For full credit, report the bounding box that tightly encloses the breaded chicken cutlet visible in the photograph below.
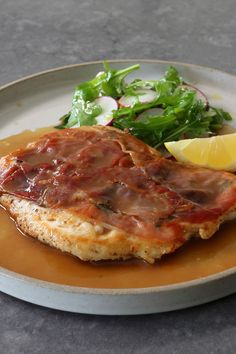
[1,126,236,263]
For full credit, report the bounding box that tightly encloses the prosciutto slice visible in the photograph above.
[1,126,236,245]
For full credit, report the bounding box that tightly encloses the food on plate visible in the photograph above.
[165,132,236,171]
[86,96,117,126]
[57,62,232,148]
[1,126,236,263]
[178,84,209,109]
[118,89,158,107]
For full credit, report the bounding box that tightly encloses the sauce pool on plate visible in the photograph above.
[0,127,236,289]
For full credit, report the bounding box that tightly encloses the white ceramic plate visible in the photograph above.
[1,60,236,315]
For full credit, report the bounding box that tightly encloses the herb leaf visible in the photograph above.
[56,63,232,148]
[59,63,139,128]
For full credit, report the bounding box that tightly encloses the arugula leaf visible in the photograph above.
[67,98,102,128]
[124,66,182,91]
[164,66,182,84]
[113,85,232,148]
[56,63,232,148]
[59,63,140,128]
[56,112,71,129]
[102,62,140,97]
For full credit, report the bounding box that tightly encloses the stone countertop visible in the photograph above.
[0,0,236,353]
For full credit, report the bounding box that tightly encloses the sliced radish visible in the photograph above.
[136,107,164,121]
[94,96,118,126]
[119,89,158,108]
[180,84,209,109]
[96,71,104,78]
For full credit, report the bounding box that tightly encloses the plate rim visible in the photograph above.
[1,59,236,92]
[1,262,236,295]
[1,58,236,296]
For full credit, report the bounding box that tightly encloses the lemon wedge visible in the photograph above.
[164,133,236,171]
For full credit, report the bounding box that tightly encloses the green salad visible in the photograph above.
[57,62,232,148]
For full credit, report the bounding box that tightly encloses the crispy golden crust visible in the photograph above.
[1,194,236,263]
[0,194,177,263]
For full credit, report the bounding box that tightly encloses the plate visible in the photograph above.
[0,60,236,315]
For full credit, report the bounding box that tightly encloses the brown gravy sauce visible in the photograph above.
[1,127,236,289]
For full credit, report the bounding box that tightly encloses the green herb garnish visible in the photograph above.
[56,63,232,148]
[57,62,139,128]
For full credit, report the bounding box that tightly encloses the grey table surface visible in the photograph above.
[1,0,236,353]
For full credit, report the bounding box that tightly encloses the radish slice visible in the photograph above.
[136,107,164,121]
[180,84,209,109]
[94,96,118,126]
[119,89,158,107]
[96,71,104,78]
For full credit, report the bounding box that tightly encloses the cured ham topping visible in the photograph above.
[1,127,236,243]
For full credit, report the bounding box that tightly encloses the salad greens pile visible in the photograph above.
[57,62,232,148]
